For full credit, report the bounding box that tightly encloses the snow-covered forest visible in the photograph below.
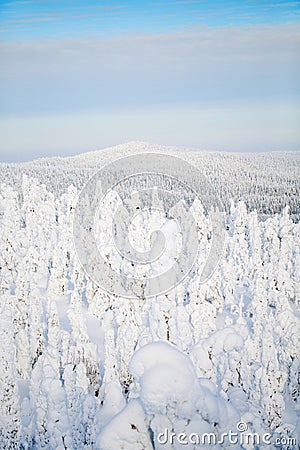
[0,142,299,449]
[0,142,299,221]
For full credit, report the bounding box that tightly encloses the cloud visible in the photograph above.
[6,10,124,25]
[2,1,33,6]
[0,24,299,116]
[151,1,201,4]
[0,3,126,36]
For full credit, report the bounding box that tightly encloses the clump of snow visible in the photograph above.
[97,400,152,450]
[127,342,243,449]
[130,342,200,418]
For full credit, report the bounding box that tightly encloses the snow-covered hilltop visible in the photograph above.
[0,143,299,449]
[1,141,300,221]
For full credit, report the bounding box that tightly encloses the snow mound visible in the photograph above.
[130,342,199,417]
[127,342,242,448]
[98,400,152,450]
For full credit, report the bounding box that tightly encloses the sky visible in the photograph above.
[0,1,300,162]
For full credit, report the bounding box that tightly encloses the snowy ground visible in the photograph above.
[0,143,299,449]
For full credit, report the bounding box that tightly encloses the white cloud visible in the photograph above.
[0,23,299,157]
[1,23,299,74]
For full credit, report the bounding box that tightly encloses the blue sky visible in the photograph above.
[0,0,300,161]
[1,0,300,39]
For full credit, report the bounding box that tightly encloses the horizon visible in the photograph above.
[0,0,300,162]
[1,140,300,165]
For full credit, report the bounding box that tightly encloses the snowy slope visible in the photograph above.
[0,143,299,449]
[0,141,299,220]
